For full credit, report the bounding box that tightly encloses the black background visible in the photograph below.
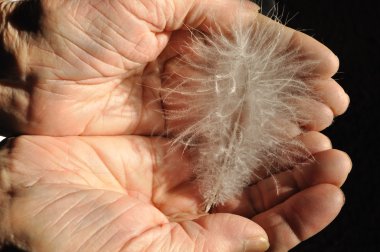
[2,0,380,251]
[282,0,380,251]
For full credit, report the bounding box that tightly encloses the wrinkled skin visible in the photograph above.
[0,0,351,251]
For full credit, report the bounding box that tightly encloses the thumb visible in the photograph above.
[193,214,269,251]
[124,213,269,252]
[192,213,269,252]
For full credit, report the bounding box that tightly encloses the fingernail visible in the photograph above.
[243,236,270,252]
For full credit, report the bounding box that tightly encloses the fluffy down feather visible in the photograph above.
[161,13,319,211]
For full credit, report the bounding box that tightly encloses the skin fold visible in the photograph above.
[0,0,351,251]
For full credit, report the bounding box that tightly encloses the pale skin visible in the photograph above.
[0,0,351,251]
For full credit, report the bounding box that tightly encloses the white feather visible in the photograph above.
[161,12,318,211]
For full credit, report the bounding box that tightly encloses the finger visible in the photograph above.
[300,99,334,131]
[298,131,332,154]
[214,131,333,215]
[252,184,345,252]
[287,30,340,79]
[238,131,333,183]
[293,149,352,189]
[314,78,350,116]
[278,98,334,132]
[252,14,339,79]
[128,213,269,252]
[192,214,269,252]
[247,149,350,213]
[215,148,351,217]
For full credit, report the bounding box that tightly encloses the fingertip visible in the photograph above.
[308,149,352,187]
[313,46,339,78]
[316,149,352,173]
[299,131,332,154]
[333,149,353,177]
[336,91,350,116]
[289,31,339,78]
[334,186,346,209]
[306,184,346,216]
[314,79,350,116]
[303,102,334,131]
[325,52,340,78]
[311,184,345,218]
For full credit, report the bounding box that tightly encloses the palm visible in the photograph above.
[3,0,173,135]
[5,136,263,251]
[6,137,165,251]
[0,0,351,251]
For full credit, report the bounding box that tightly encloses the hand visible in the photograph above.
[0,0,351,251]
[0,133,351,252]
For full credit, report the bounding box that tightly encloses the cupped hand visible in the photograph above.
[0,132,350,251]
[0,0,351,251]
[0,0,348,136]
